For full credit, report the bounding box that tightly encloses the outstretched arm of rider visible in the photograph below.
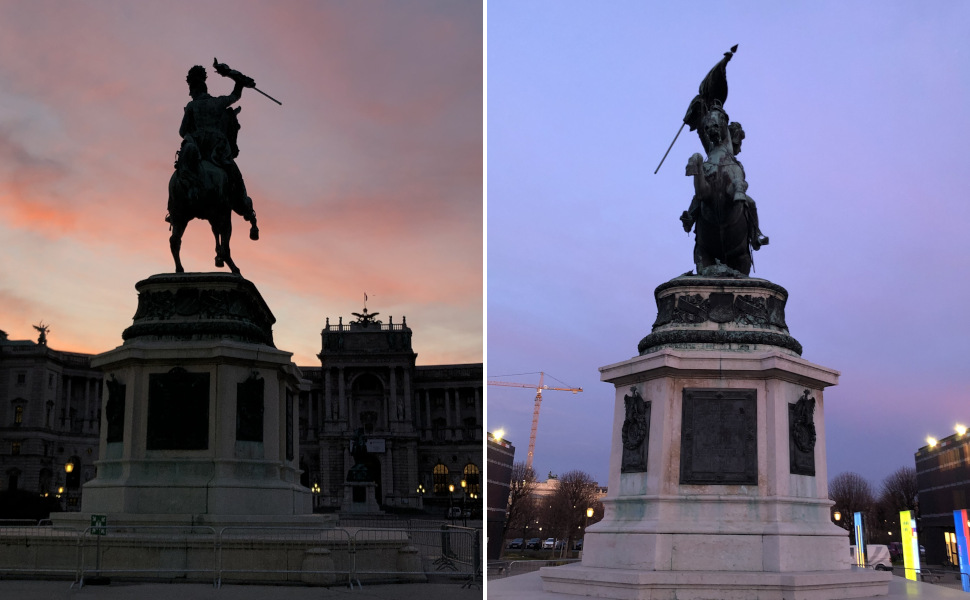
[213,59,255,105]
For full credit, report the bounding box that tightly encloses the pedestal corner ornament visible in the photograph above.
[620,386,650,473]
[789,389,817,476]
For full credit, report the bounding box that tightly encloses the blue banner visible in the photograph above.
[853,512,865,567]
[954,509,970,592]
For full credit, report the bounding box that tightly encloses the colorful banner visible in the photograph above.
[954,509,970,592]
[853,512,866,567]
[900,510,920,581]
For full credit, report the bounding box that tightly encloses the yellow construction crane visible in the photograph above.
[488,372,583,470]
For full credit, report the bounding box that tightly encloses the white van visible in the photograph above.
[850,545,893,571]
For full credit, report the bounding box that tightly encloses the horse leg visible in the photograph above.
[211,224,224,268]
[212,219,240,275]
[170,219,187,273]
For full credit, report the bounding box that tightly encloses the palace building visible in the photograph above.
[0,312,483,518]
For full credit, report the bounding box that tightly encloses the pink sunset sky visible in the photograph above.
[0,1,482,367]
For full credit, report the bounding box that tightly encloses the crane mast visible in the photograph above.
[487,371,583,470]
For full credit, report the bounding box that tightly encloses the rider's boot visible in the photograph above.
[246,201,259,240]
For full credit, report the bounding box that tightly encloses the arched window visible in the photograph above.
[463,463,481,496]
[433,463,449,494]
[14,406,23,425]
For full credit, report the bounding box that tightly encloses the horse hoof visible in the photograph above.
[250,226,259,241]
[176,266,184,274]
[215,257,224,267]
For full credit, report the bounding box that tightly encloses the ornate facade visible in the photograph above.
[0,331,101,511]
[298,312,483,515]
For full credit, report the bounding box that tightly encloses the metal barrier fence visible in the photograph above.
[488,558,582,580]
[216,526,353,588]
[0,522,483,589]
[76,525,218,588]
[0,525,82,579]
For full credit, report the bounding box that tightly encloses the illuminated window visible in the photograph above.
[946,531,958,567]
[11,442,21,456]
[433,463,449,493]
[14,406,23,425]
[463,463,481,495]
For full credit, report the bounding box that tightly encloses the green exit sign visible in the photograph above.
[90,514,107,536]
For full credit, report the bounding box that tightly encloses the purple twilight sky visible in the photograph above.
[486,2,970,492]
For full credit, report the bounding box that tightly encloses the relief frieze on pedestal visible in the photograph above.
[680,388,757,485]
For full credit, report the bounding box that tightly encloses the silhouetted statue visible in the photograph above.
[167,59,261,275]
[33,322,49,346]
[348,428,373,482]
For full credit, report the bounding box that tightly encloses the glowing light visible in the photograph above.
[494,429,505,441]
[957,425,967,436]
[64,462,74,473]
[927,437,938,447]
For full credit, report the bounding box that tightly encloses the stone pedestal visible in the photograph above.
[541,275,889,599]
[55,273,320,528]
[342,482,382,514]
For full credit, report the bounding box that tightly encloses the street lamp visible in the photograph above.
[460,479,468,525]
[448,483,455,520]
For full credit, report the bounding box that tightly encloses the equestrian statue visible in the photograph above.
[166,58,280,275]
[656,45,768,277]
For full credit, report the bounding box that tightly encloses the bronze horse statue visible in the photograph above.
[166,137,242,275]
[681,106,765,276]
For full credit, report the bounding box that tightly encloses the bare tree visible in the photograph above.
[502,462,538,540]
[869,466,918,545]
[544,470,601,553]
[880,467,918,513]
[829,471,875,544]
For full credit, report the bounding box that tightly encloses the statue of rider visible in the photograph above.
[680,115,768,250]
[176,62,259,240]
[675,46,768,254]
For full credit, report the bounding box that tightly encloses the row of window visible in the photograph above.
[431,463,481,495]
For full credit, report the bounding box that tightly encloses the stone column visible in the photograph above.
[474,387,481,440]
[384,440,393,503]
[403,370,412,424]
[305,390,313,440]
[65,377,72,430]
[324,369,333,423]
[389,368,398,422]
[338,367,348,426]
[424,390,431,429]
[320,443,330,496]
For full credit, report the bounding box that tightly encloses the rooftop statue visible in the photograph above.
[33,321,49,346]
[166,58,279,275]
[657,46,768,277]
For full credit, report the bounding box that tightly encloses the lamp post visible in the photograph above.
[448,483,455,521]
[460,479,468,526]
[416,483,426,511]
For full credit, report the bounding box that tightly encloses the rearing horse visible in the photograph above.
[685,107,757,276]
[166,138,241,275]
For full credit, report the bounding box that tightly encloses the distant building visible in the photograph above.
[914,431,970,566]
[487,431,514,559]
[298,312,483,515]
[0,330,102,512]
[1,311,483,519]
[532,477,608,500]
